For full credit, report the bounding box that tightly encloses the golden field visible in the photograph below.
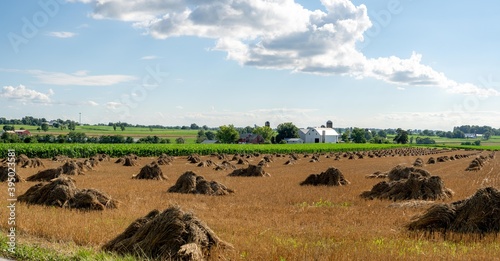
[2,148,500,260]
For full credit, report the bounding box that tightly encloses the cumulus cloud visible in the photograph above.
[82,0,498,96]
[0,85,53,103]
[47,31,77,38]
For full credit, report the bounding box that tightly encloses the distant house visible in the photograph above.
[298,120,340,143]
[465,133,483,139]
[238,133,264,144]
[1,130,31,137]
[285,138,304,144]
[201,139,218,144]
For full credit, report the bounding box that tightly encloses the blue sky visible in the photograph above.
[1,0,499,130]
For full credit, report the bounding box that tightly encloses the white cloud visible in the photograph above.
[106,101,123,109]
[24,69,136,86]
[83,0,498,97]
[47,31,78,38]
[86,100,99,106]
[0,85,53,103]
[140,55,159,60]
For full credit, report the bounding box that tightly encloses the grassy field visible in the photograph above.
[12,124,200,143]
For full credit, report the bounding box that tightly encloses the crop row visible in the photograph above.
[0,143,413,158]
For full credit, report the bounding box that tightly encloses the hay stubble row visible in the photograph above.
[2,149,500,260]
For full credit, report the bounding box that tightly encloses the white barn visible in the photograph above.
[299,121,340,143]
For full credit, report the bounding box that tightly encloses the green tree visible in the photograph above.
[252,126,276,143]
[3,125,14,131]
[190,123,199,130]
[175,137,185,144]
[196,129,207,143]
[41,123,49,132]
[120,124,125,131]
[351,128,366,143]
[483,131,493,140]
[377,130,387,138]
[1,132,21,143]
[275,122,299,143]
[364,130,373,141]
[393,128,409,144]
[205,131,216,140]
[341,130,350,142]
[68,122,76,131]
[113,124,117,131]
[216,125,239,144]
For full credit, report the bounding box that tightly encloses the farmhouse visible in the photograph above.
[1,129,31,137]
[299,120,340,143]
[238,133,264,144]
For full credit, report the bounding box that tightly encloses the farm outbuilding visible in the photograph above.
[299,121,340,143]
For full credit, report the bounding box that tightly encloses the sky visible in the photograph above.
[1,0,499,131]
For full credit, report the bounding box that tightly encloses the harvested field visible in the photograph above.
[0,165,24,182]
[407,187,500,234]
[300,167,349,186]
[168,171,234,196]
[115,154,139,166]
[18,177,118,210]
[132,163,167,180]
[102,206,228,260]
[360,166,453,201]
[3,148,500,260]
[26,168,62,181]
[228,164,270,177]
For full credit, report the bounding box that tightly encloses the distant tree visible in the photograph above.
[351,128,366,143]
[474,140,481,146]
[410,136,414,144]
[202,125,209,130]
[377,130,387,138]
[1,132,21,143]
[205,131,216,141]
[175,137,185,144]
[113,124,117,131]
[120,124,125,131]
[483,131,493,140]
[393,128,409,144]
[67,132,87,143]
[68,122,76,131]
[149,126,153,132]
[3,125,14,131]
[190,123,199,130]
[216,125,239,144]
[416,137,436,144]
[252,126,276,143]
[240,126,254,134]
[196,129,207,143]
[452,130,465,139]
[275,122,299,143]
[422,129,434,136]
[41,123,49,132]
[364,130,372,141]
[341,130,350,142]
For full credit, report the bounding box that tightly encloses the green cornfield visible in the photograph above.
[0,143,412,158]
